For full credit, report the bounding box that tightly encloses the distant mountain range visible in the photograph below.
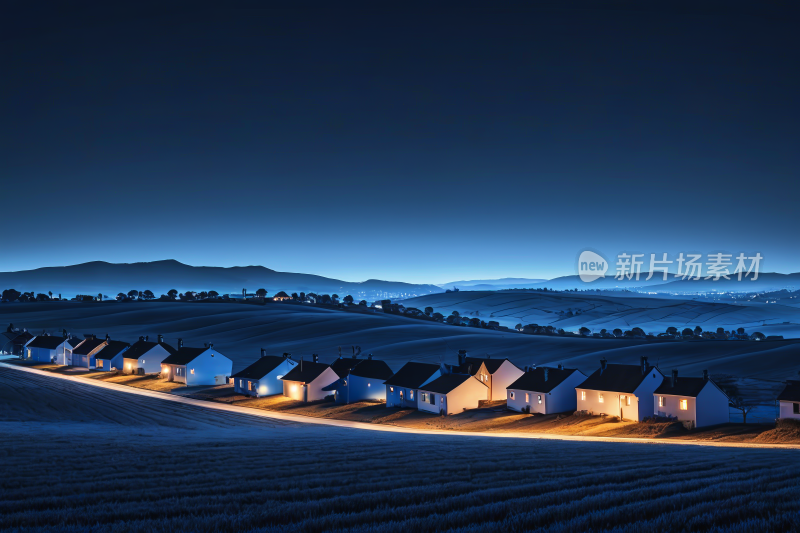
[0,260,444,299]
[521,272,800,293]
[440,278,548,291]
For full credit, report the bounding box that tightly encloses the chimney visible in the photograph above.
[139,336,144,342]
[208,343,213,349]
[558,363,563,370]
[105,334,110,342]
[368,354,373,360]
[544,368,549,381]
[703,369,708,382]
[523,365,528,372]
[600,358,607,373]
[283,352,291,359]
[641,356,648,375]
[145,335,149,342]
[178,338,183,349]
[158,334,163,343]
[312,354,319,363]
[261,348,267,358]
[671,369,678,388]
[204,342,208,348]
[91,333,96,340]
[457,349,467,366]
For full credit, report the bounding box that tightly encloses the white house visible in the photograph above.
[576,357,664,421]
[72,335,109,369]
[384,361,443,409]
[456,351,524,401]
[777,380,800,420]
[232,350,297,397]
[324,356,394,404]
[122,335,176,375]
[93,341,130,372]
[653,369,729,428]
[160,340,232,386]
[507,365,587,414]
[24,335,73,364]
[417,372,489,416]
[280,356,340,402]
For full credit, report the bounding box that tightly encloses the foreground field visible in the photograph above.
[1,366,800,532]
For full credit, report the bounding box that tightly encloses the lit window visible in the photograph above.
[367,383,371,387]
[190,368,195,375]
[248,381,252,391]
[626,396,631,406]
[599,393,604,403]
[98,360,103,369]
[142,360,145,364]
[390,386,394,393]
[537,395,542,404]
[421,392,427,402]
[525,393,529,402]
[510,391,515,400]
[581,391,586,401]
[680,399,688,410]
[659,396,665,407]
[409,390,414,400]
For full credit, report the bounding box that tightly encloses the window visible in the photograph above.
[680,399,688,410]
[599,393,604,403]
[794,403,799,414]
[421,392,427,402]
[525,393,529,402]
[367,383,371,387]
[97,360,104,369]
[659,396,665,407]
[429,393,436,405]
[142,359,145,364]
[409,390,414,400]
[537,395,542,404]
[510,391,515,400]
[390,386,394,393]
[626,396,631,406]
[581,391,586,401]
[248,381,252,391]
[190,368,195,375]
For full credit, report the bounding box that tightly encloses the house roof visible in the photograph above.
[778,380,800,402]
[349,359,394,380]
[330,357,363,378]
[72,338,107,355]
[67,337,84,348]
[95,341,130,360]
[280,360,331,383]
[161,347,207,366]
[508,367,580,393]
[26,335,69,350]
[123,339,177,360]
[384,362,441,388]
[464,357,508,374]
[2,330,31,344]
[419,373,486,395]
[231,356,292,379]
[578,364,660,394]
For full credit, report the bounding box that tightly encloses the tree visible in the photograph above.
[579,327,591,336]
[737,327,746,335]
[256,288,268,298]
[515,323,523,332]
[613,328,623,338]
[291,292,299,300]
[36,293,50,301]
[2,289,21,302]
[716,327,727,339]
[358,300,367,306]
[198,291,208,300]
[424,307,433,317]
[331,294,339,303]
[299,292,306,301]
[208,290,219,299]
[666,326,678,335]
[343,295,354,305]
[167,289,178,300]
[142,290,155,300]
[451,310,460,318]
[116,293,126,301]
[128,290,139,300]
[631,327,646,337]
[468,317,481,328]
[694,326,703,336]
[682,328,694,337]
[432,312,444,322]
[750,332,766,341]
[48,291,53,299]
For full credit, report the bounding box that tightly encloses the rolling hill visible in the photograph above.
[0,260,443,299]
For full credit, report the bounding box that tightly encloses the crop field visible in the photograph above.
[2,366,800,532]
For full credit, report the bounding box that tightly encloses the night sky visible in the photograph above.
[3,4,799,283]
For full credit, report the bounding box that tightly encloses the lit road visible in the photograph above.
[2,360,797,450]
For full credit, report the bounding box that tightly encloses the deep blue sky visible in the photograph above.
[3,3,798,283]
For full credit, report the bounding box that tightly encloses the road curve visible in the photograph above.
[2,360,797,450]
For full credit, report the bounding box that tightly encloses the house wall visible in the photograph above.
[184,350,233,386]
[507,389,547,413]
[127,345,172,375]
[27,346,57,364]
[633,371,663,421]
[779,401,800,420]
[386,386,421,408]
[419,377,488,416]
[576,389,641,420]
[695,384,730,427]
[417,390,440,415]
[508,373,586,414]
[334,374,386,404]
[490,361,525,401]
[282,367,339,402]
[248,360,297,397]
[654,393,697,425]
[96,352,126,372]
[163,364,187,383]
[282,379,305,401]
[123,358,140,374]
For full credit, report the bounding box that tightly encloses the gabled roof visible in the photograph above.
[384,362,441,388]
[123,339,177,360]
[232,356,292,379]
[654,377,717,398]
[73,338,107,355]
[508,367,580,394]
[464,357,509,374]
[578,364,660,394]
[161,347,207,366]
[280,361,331,383]
[95,341,130,360]
[350,359,394,380]
[26,335,70,350]
[2,330,31,344]
[67,337,84,348]
[330,357,362,378]
[778,380,800,402]
[419,373,486,395]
